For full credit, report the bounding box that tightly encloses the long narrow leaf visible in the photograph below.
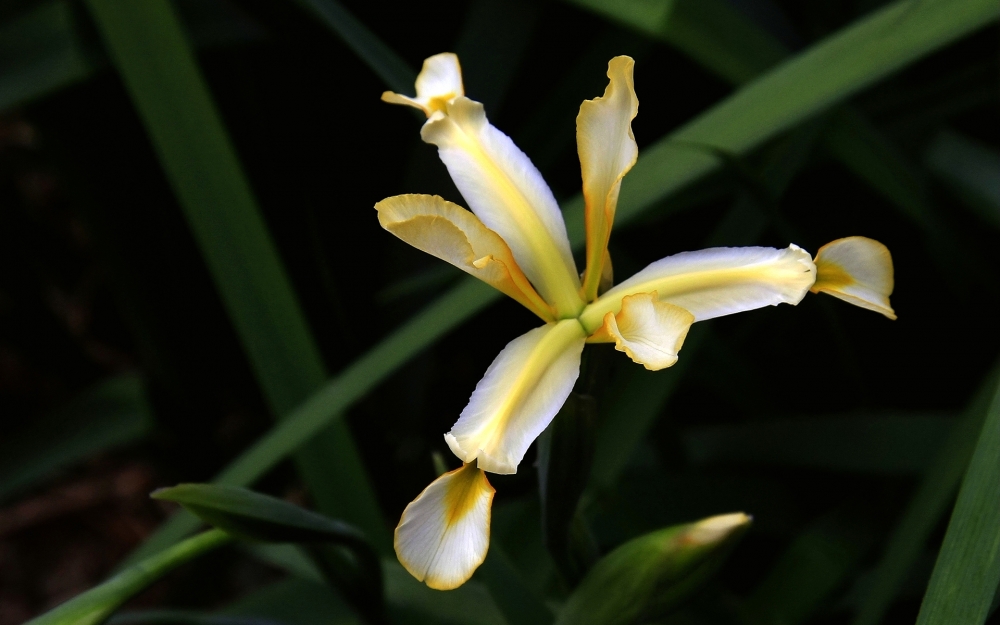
[26,530,231,625]
[915,370,1000,624]
[853,368,999,625]
[83,0,388,551]
[133,0,999,560]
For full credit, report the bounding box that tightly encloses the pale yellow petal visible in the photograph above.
[376,194,553,321]
[579,245,817,332]
[381,53,464,117]
[395,463,493,590]
[578,56,638,302]
[588,292,694,371]
[421,97,584,317]
[811,236,896,320]
[445,319,586,474]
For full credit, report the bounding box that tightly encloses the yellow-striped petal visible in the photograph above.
[445,319,586,474]
[811,236,896,320]
[588,292,694,371]
[395,463,494,590]
[578,56,638,302]
[376,194,554,321]
[381,53,463,118]
[421,97,584,318]
[579,245,816,332]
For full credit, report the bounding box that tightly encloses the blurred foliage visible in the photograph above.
[1,0,998,624]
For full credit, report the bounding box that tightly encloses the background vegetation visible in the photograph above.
[0,0,998,624]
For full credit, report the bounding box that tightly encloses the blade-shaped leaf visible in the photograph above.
[82,0,388,551]
[26,530,231,625]
[853,367,999,625]
[925,130,1000,228]
[0,374,154,502]
[683,413,956,475]
[915,369,1000,624]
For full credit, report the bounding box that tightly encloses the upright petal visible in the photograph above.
[395,463,494,590]
[445,319,586,474]
[382,53,464,117]
[422,97,584,317]
[811,236,896,319]
[376,194,554,321]
[579,245,817,332]
[588,292,694,371]
[578,56,638,302]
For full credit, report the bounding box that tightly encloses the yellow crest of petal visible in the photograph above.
[394,463,494,590]
[381,53,464,117]
[588,291,694,371]
[376,194,554,321]
[811,236,896,320]
[578,55,638,302]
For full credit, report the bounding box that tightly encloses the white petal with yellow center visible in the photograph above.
[578,56,638,302]
[445,319,586,474]
[381,53,463,117]
[579,245,817,332]
[588,292,694,371]
[811,236,896,320]
[395,463,494,590]
[421,97,584,317]
[376,194,553,321]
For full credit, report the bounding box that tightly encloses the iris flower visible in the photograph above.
[377,53,895,590]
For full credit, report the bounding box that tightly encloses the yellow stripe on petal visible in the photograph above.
[588,292,694,371]
[445,319,586,474]
[421,97,584,318]
[395,463,494,590]
[578,56,638,303]
[811,236,896,320]
[580,245,817,332]
[376,194,554,321]
[381,53,464,118]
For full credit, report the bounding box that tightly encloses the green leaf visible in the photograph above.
[0,1,95,113]
[744,509,877,625]
[82,0,388,551]
[476,544,554,625]
[133,0,998,561]
[153,484,384,624]
[555,514,752,625]
[291,0,414,94]
[151,484,369,546]
[110,610,289,625]
[26,530,231,625]
[853,368,1000,625]
[0,374,154,502]
[683,413,956,475]
[915,369,1000,624]
[925,130,1000,228]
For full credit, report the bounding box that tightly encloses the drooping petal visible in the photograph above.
[811,236,896,319]
[578,56,638,302]
[579,245,817,332]
[588,292,694,371]
[376,194,553,321]
[381,53,464,117]
[395,463,494,590]
[445,319,586,474]
[421,97,584,317]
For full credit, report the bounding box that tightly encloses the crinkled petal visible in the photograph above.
[445,319,586,474]
[376,194,553,321]
[382,53,463,117]
[395,463,494,590]
[578,56,638,302]
[421,97,583,317]
[580,245,817,332]
[811,236,896,319]
[588,292,694,370]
